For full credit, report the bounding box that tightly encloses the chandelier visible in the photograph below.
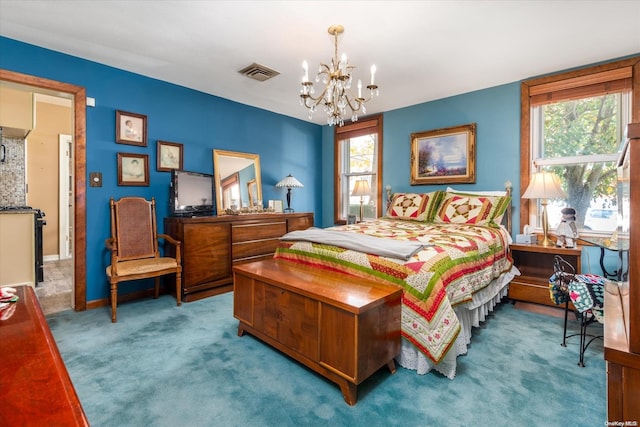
[300,25,379,127]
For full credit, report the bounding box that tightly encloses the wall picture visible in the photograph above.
[157,140,183,172]
[116,110,147,146]
[117,152,149,186]
[410,123,476,185]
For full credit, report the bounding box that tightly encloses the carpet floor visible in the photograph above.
[47,292,606,427]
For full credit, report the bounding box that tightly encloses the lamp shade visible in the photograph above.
[275,174,304,189]
[522,171,567,200]
[351,180,371,197]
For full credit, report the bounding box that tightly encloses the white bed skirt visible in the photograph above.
[395,265,520,379]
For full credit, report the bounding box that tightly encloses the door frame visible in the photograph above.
[1,69,87,311]
[59,134,72,260]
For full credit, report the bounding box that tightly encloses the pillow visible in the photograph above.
[446,186,507,197]
[434,192,510,226]
[445,187,511,225]
[386,191,444,222]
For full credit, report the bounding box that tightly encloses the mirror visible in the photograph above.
[213,149,262,214]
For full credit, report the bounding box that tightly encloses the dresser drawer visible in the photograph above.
[231,221,287,243]
[232,238,281,260]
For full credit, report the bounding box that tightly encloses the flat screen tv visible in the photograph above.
[170,170,215,216]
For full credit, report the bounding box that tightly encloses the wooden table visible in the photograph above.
[0,285,89,426]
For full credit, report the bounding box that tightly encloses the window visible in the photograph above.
[334,115,383,224]
[521,57,640,236]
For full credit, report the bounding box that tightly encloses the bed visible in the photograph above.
[274,187,519,379]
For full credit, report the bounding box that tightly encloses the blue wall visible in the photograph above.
[0,36,322,302]
[1,36,620,304]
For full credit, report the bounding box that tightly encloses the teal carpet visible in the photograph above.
[47,293,606,427]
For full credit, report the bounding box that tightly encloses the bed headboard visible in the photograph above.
[502,181,513,235]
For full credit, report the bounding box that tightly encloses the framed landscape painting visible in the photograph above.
[410,123,476,185]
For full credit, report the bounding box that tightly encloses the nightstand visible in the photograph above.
[509,243,582,307]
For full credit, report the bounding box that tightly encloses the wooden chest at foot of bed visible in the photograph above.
[232,259,402,405]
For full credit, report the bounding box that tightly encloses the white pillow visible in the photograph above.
[446,186,507,196]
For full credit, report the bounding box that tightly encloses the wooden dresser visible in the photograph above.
[233,259,402,405]
[605,122,640,422]
[0,285,89,426]
[164,212,313,301]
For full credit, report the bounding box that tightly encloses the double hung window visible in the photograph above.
[521,59,639,236]
[334,115,383,224]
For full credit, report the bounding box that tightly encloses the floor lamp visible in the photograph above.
[522,171,567,246]
[351,179,371,222]
[275,174,304,213]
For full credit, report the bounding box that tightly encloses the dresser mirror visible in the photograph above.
[212,149,262,213]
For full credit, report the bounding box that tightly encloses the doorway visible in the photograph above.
[0,69,87,311]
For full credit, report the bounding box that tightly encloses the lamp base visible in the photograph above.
[283,208,294,214]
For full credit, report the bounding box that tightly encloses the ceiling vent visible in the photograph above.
[238,63,280,82]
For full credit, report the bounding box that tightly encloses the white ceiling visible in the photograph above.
[1,1,639,126]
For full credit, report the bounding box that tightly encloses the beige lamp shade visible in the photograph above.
[351,179,371,197]
[522,171,566,200]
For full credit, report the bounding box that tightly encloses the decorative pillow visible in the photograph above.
[386,191,444,222]
[434,192,510,226]
[444,187,511,226]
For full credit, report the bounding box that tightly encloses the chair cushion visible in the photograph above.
[106,257,178,277]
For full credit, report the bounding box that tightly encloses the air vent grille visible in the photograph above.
[238,63,280,82]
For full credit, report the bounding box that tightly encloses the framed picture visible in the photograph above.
[116,110,147,146]
[269,200,283,213]
[410,123,476,185]
[117,152,149,186]
[157,140,183,172]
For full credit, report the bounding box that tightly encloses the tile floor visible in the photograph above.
[35,259,73,315]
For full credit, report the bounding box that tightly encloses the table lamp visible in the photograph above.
[275,174,304,213]
[522,171,567,246]
[351,179,371,222]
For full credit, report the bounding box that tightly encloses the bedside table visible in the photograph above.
[509,243,582,307]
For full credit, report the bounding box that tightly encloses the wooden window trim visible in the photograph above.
[519,56,640,233]
[334,114,383,224]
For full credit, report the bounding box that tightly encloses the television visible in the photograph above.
[169,170,215,216]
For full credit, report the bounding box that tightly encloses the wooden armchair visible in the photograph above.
[105,197,182,322]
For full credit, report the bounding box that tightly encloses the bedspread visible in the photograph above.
[274,218,513,364]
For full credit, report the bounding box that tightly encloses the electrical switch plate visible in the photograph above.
[90,172,102,187]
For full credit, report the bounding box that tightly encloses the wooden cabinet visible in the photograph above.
[605,122,640,421]
[0,212,35,287]
[233,259,402,405]
[164,212,313,301]
[0,85,34,137]
[508,243,581,307]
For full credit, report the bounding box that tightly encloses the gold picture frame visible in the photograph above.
[410,123,476,185]
[157,140,183,172]
[117,152,149,186]
[116,110,147,146]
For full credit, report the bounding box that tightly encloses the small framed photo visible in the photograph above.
[116,110,147,146]
[269,200,283,213]
[117,152,149,186]
[410,123,476,185]
[157,140,183,172]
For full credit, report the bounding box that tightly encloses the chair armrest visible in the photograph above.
[105,237,115,251]
[157,233,181,247]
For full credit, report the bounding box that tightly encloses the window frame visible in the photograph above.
[334,114,383,224]
[519,57,640,235]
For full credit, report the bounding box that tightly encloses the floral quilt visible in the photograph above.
[274,218,513,364]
